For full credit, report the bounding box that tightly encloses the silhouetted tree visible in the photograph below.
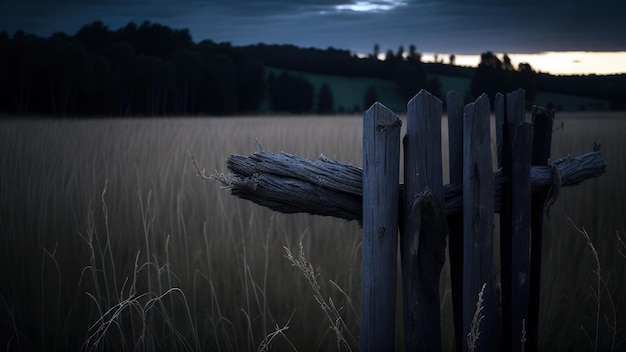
[449,54,456,66]
[79,52,113,114]
[236,60,265,113]
[470,51,507,100]
[384,49,396,63]
[373,43,380,59]
[517,62,537,102]
[205,54,239,114]
[428,77,443,100]
[363,85,378,110]
[6,31,42,114]
[119,21,193,58]
[408,44,419,61]
[172,49,204,114]
[317,83,334,114]
[75,21,114,54]
[394,61,427,101]
[503,53,514,71]
[267,71,314,113]
[518,62,532,72]
[135,55,174,115]
[397,45,405,60]
[220,43,265,113]
[43,33,88,116]
[0,32,11,113]
[107,41,137,116]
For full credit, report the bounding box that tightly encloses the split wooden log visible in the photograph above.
[208,149,606,223]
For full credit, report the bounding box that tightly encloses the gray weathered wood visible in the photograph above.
[462,94,498,351]
[498,90,516,349]
[528,106,555,352]
[225,150,363,221]
[499,89,531,350]
[446,90,465,352]
[361,102,401,351]
[217,150,605,223]
[401,90,446,351]
[495,93,505,168]
[228,150,363,196]
[203,90,610,352]
[201,89,610,352]
[509,122,533,351]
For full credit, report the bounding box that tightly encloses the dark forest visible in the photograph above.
[1,20,625,116]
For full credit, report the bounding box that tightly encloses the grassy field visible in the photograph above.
[264,67,612,113]
[0,112,624,351]
[265,67,407,113]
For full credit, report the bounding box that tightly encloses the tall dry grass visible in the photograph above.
[0,112,624,351]
[536,112,626,351]
[0,116,363,351]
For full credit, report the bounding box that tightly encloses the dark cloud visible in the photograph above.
[0,0,624,54]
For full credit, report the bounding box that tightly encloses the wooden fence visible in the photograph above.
[209,89,606,351]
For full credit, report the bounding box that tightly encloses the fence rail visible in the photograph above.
[207,89,606,351]
[219,149,604,223]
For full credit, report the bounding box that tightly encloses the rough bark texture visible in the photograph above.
[210,149,606,224]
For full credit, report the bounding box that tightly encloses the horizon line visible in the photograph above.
[357,51,626,76]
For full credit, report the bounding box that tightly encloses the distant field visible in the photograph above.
[430,73,472,97]
[534,92,611,111]
[0,113,624,351]
[266,67,407,112]
[266,68,612,113]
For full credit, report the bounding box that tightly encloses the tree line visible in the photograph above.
[248,42,436,105]
[0,21,265,116]
[1,21,624,116]
[0,24,434,116]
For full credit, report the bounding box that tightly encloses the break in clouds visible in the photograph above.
[1,0,625,54]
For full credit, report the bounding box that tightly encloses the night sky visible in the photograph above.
[1,0,625,55]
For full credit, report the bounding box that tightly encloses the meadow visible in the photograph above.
[264,67,613,113]
[0,112,624,351]
[265,67,407,112]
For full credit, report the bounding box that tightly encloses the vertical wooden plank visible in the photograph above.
[494,93,505,168]
[494,92,506,345]
[462,94,498,351]
[362,102,401,351]
[528,106,555,352]
[401,89,446,351]
[446,90,465,352]
[500,89,533,350]
[498,91,512,349]
[499,90,518,348]
[509,122,533,351]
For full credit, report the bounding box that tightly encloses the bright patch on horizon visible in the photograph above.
[420,51,626,75]
[335,0,406,12]
[507,51,626,75]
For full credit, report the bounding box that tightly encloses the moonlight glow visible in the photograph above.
[335,0,406,12]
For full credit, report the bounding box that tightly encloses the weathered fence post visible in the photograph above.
[495,93,505,167]
[446,90,465,351]
[528,106,555,351]
[361,102,401,351]
[462,94,498,351]
[500,89,534,350]
[211,88,606,352]
[401,90,446,351]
